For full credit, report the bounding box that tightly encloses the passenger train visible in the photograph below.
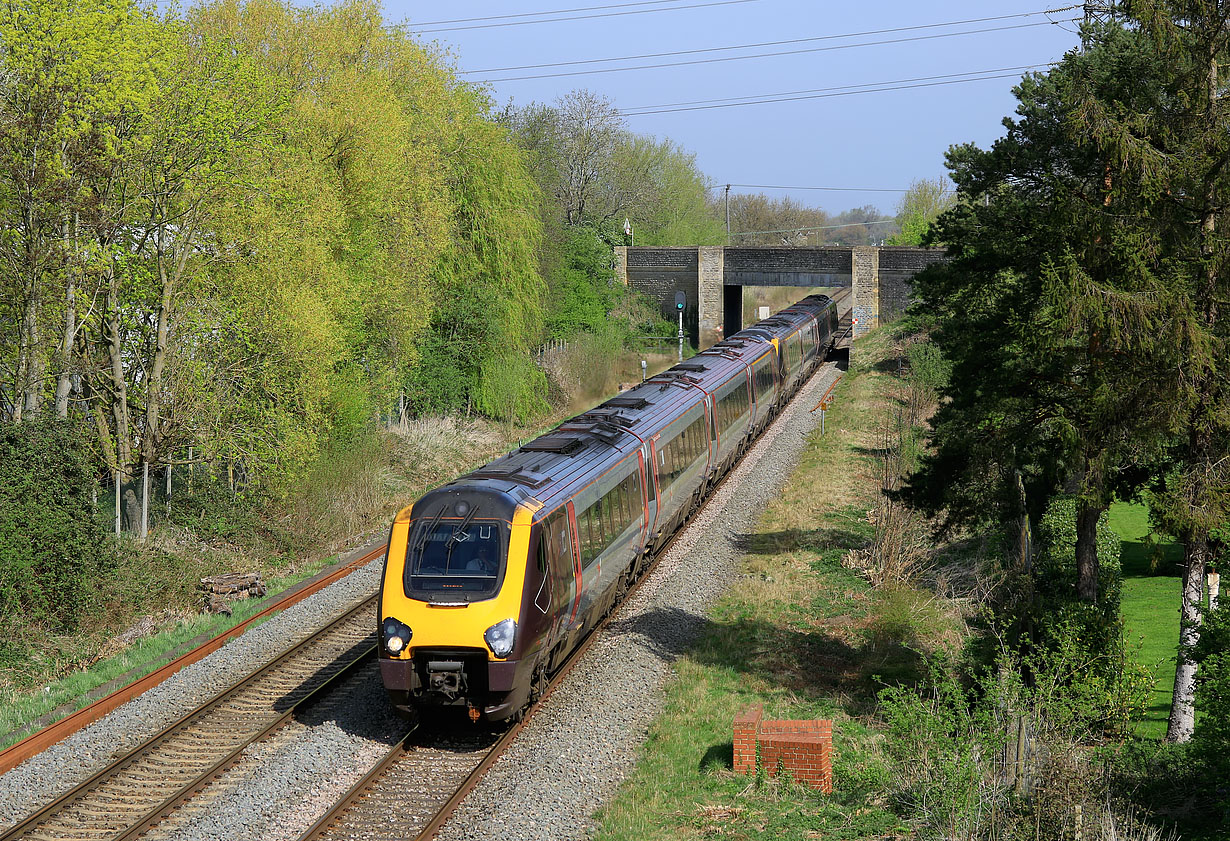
[378,295,840,721]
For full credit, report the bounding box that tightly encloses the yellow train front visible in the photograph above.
[379,485,555,722]
[377,294,839,723]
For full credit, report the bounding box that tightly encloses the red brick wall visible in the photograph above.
[733,704,763,773]
[732,709,833,793]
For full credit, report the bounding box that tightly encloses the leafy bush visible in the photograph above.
[1187,603,1230,827]
[0,419,114,637]
[879,654,1014,839]
[1027,497,1149,736]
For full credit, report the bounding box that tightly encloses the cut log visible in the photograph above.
[200,572,267,613]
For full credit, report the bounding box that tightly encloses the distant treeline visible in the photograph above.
[0,0,901,506]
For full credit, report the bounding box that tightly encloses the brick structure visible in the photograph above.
[732,705,833,793]
[615,245,946,350]
[733,704,763,773]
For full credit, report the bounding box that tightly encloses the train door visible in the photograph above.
[649,434,668,522]
[638,449,654,546]
[705,393,718,470]
[562,502,583,630]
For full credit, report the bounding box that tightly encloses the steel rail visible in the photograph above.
[299,355,844,841]
[109,649,377,841]
[0,542,384,776]
[1,595,379,841]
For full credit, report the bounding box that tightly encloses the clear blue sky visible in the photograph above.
[385,1,1083,216]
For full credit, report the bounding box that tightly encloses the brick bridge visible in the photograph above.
[613,245,947,349]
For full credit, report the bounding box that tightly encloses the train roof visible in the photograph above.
[410,294,837,525]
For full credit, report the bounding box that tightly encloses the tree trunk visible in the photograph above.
[105,258,132,472]
[16,268,43,421]
[123,485,140,533]
[1015,469,1032,574]
[54,273,75,418]
[1210,570,1220,611]
[54,213,79,418]
[1075,501,1104,603]
[1166,531,1208,743]
[139,459,149,540]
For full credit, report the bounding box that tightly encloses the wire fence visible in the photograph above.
[97,454,248,538]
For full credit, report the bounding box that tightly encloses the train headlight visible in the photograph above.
[484,618,517,659]
[382,617,412,655]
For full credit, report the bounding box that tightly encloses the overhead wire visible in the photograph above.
[414,0,724,27]
[619,65,1058,115]
[459,8,1079,75]
[412,0,760,33]
[622,64,1051,114]
[476,19,1077,82]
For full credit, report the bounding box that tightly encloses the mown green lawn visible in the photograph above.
[1108,501,1184,740]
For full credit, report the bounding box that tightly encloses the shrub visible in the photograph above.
[1026,497,1149,736]
[0,419,114,637]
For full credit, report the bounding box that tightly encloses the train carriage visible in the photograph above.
[378,295,839,722]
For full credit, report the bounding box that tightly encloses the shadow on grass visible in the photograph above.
[700,741,734,772]
[872,357,904,375]
[732,526,867,556]
[1121,538,1185,578]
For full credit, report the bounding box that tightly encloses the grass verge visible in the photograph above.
[595,328,965,841]
[1107,501,1184,741]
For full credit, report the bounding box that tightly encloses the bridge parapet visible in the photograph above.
[615,245,947,347]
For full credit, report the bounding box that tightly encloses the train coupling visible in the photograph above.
[427,659,467,701]
[467,704,481,723]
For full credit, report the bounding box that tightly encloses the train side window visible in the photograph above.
[588,507,602,566]
[589,507,602,565]
[614,482,626,532]
[646,460,656,503]
[582,509,596,566]
[577,510,589,566]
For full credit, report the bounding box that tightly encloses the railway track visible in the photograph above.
[297,356,845,841]
[0,542,385,777]
[1,596,379,841]
[1,295,851,841]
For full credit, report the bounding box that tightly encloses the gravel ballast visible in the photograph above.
[0,553,384,831]
[0,360,841,841]
[438,362,843,841]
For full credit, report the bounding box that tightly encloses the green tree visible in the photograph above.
[885,178,954,246]
[902,28,1178,612]
[0,0,161,422]
[1065,3,1230,743]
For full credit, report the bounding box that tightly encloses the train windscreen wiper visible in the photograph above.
[443,506,478,571]
[414,508,446,560]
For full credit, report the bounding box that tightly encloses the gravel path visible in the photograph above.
[438,362,842,841]
[0,361,839,841]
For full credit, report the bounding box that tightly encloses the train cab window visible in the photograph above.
[404,517,507,600]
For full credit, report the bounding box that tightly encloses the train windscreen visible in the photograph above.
[404,518,507,600]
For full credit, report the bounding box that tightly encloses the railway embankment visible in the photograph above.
[594,324,969,840]
[0,326,851,841]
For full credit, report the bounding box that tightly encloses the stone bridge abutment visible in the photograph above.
[614,245,947,349]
